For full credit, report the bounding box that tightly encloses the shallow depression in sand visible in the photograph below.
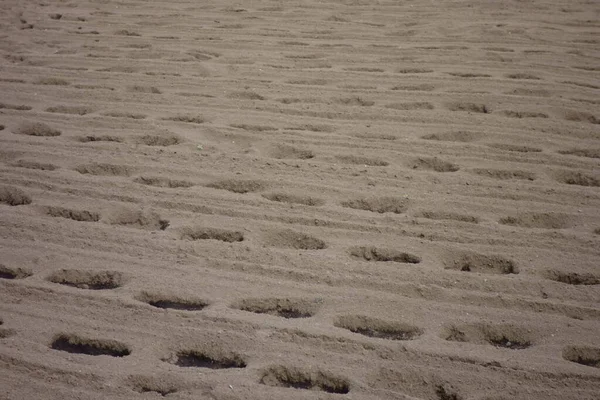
[51,333,131,357]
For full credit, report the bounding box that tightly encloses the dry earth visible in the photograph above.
[1,0,599,399]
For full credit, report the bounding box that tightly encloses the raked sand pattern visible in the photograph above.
[1,0,599,399]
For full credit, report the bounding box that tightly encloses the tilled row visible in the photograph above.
[2,314,599,398]
[2,271,599,371]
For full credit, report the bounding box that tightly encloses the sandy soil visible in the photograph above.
[1,0,599,399]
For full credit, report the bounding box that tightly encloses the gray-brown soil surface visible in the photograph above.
[1,0,599,399]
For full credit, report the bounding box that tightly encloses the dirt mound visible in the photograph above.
[555,171,599,187]
[47,269,123,290]
[181,227,243,242]
[128,85,161,94]
[127,375,183,396]
[563,110,599,124]
[103,111,146,120]
[473,169,535,181]
[335,155,389,166]
[442,323,533,349]
[499,212,572,229]
[422,131,482,142]
[487,143,542,153]
[499,110,547,119]
[260,365,350,394]
[228,91,265,100]
[75,163,131,176]
[506,73,541,80]
[269,144,314,159]
[341,196,408,214]
[0,102,32,111]
[231,124,277,132]
[448,103,489,113]
[12,160,57,170]
[77,135,123,143]
[133,176,193,188]
[46,206,100,222]
[448,72,491,78]
[397,68,433,74]
[264,229,326,250]
[409,157,459,172]
[105,208,168,230]
[543,270,599,286]
[0,186,32,206]
[420,211,479,224]
[206,179,266,193]
[35,77,69,86]
[46,105,92,115]
[0,264,32,280]
[334,315,423,340]
[14,122,61,137]
[334,96,374,107]
[262,192,324,206]
[385,102,434,110]
[136,133,181,146]
[350,246,421,264]
[163,114,205,124]
[391,83,435,91]
[0,328,16,339]
[444,251,518,275]
[558,148,600,159]
[233,298,320,318]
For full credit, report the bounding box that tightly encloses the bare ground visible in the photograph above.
[1,0,599,399]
